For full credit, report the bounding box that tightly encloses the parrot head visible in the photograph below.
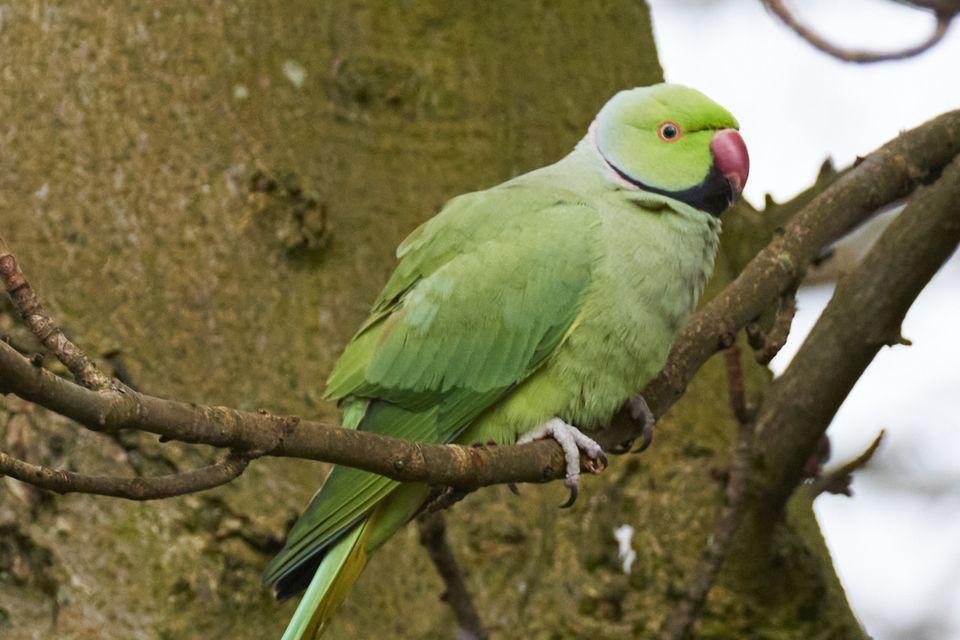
[592,83,749,216]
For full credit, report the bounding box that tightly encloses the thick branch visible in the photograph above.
[761,0,953,63]
[0,450,250,500]
[754,154,960,510]
[659,144,959,633]
[0,341,574,487]
[0,111,959,494]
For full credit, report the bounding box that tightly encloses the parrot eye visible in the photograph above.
[658,121,681,142]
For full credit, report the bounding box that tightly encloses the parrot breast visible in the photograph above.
[546,194,720,427]
[461,180,722,446]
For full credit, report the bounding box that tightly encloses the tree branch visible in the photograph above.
[722,344,753,425]
[0,111,958,497]
[0,239,112,391]
[0,449,251,500]
[417,511,489,640]
[658,136,960,638]
[745,287,797,365]
[663,349,756,640]
[754,152,960,511]
[761,0,954,64]
[809,430,886,498]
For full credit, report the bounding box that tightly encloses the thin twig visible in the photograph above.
[663,372,756,640]
[417,511,489,640]
[723,344,752,425]
[422,486,475,514]
[0,450,251,500]
[0,241,112,391]
[746,287,798,366]
[809,430,885,498]
[761,0,953,63]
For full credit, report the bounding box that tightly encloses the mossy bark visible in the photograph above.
[0,2,863,638]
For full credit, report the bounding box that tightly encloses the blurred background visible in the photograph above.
[648,1,960,637]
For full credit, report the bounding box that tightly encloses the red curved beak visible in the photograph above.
[710,129,749,199]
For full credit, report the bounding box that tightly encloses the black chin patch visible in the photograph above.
[604,159,737,217]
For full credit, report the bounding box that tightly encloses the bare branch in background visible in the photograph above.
[746,287,797,365]
[723,344,753,425]
[761,0,956,63]
[422,485,477,514]
[663,346,756,640]
[417,512,489,640]
[809,430,886,498]
[0,239,112,391]
[754,152,960,511]
[0,449,252,500]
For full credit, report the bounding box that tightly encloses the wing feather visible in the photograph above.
[265,185,601,591]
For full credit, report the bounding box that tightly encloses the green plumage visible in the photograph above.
[265,83,744,638]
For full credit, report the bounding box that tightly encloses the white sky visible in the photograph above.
[650,0,960,205]
[648,2,960,638]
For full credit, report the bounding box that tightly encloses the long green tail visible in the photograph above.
[280,520,370,640]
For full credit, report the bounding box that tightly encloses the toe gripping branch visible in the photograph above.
[628,394,656,454]
[517,418,611,509]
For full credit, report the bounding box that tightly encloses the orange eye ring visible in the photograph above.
[658,120,682,142]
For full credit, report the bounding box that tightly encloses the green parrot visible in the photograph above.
[263,82,749,638]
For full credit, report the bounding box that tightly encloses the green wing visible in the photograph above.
[263,184,601,591]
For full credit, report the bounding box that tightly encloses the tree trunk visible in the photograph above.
[0,2,863,638]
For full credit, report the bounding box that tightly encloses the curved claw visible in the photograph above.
[517,418,604,508]
[628,394,656,454]
[633,426,654,454]
[586,451,608,473]
[559,483,578,509]
[507,482,521,495]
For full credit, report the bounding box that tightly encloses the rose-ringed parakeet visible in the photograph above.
[263,83,749,639]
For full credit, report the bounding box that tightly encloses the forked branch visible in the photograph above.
[755,152,960,510]
[1,110,959,498]
[0,238,111,391]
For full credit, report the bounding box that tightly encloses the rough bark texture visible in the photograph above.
[755,154,960,509]
[0,2,864,638]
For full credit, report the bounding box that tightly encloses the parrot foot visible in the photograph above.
[628,394,656,453]
[517,418,607,508]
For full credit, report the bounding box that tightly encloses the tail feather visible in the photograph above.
[280,519,370,640]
